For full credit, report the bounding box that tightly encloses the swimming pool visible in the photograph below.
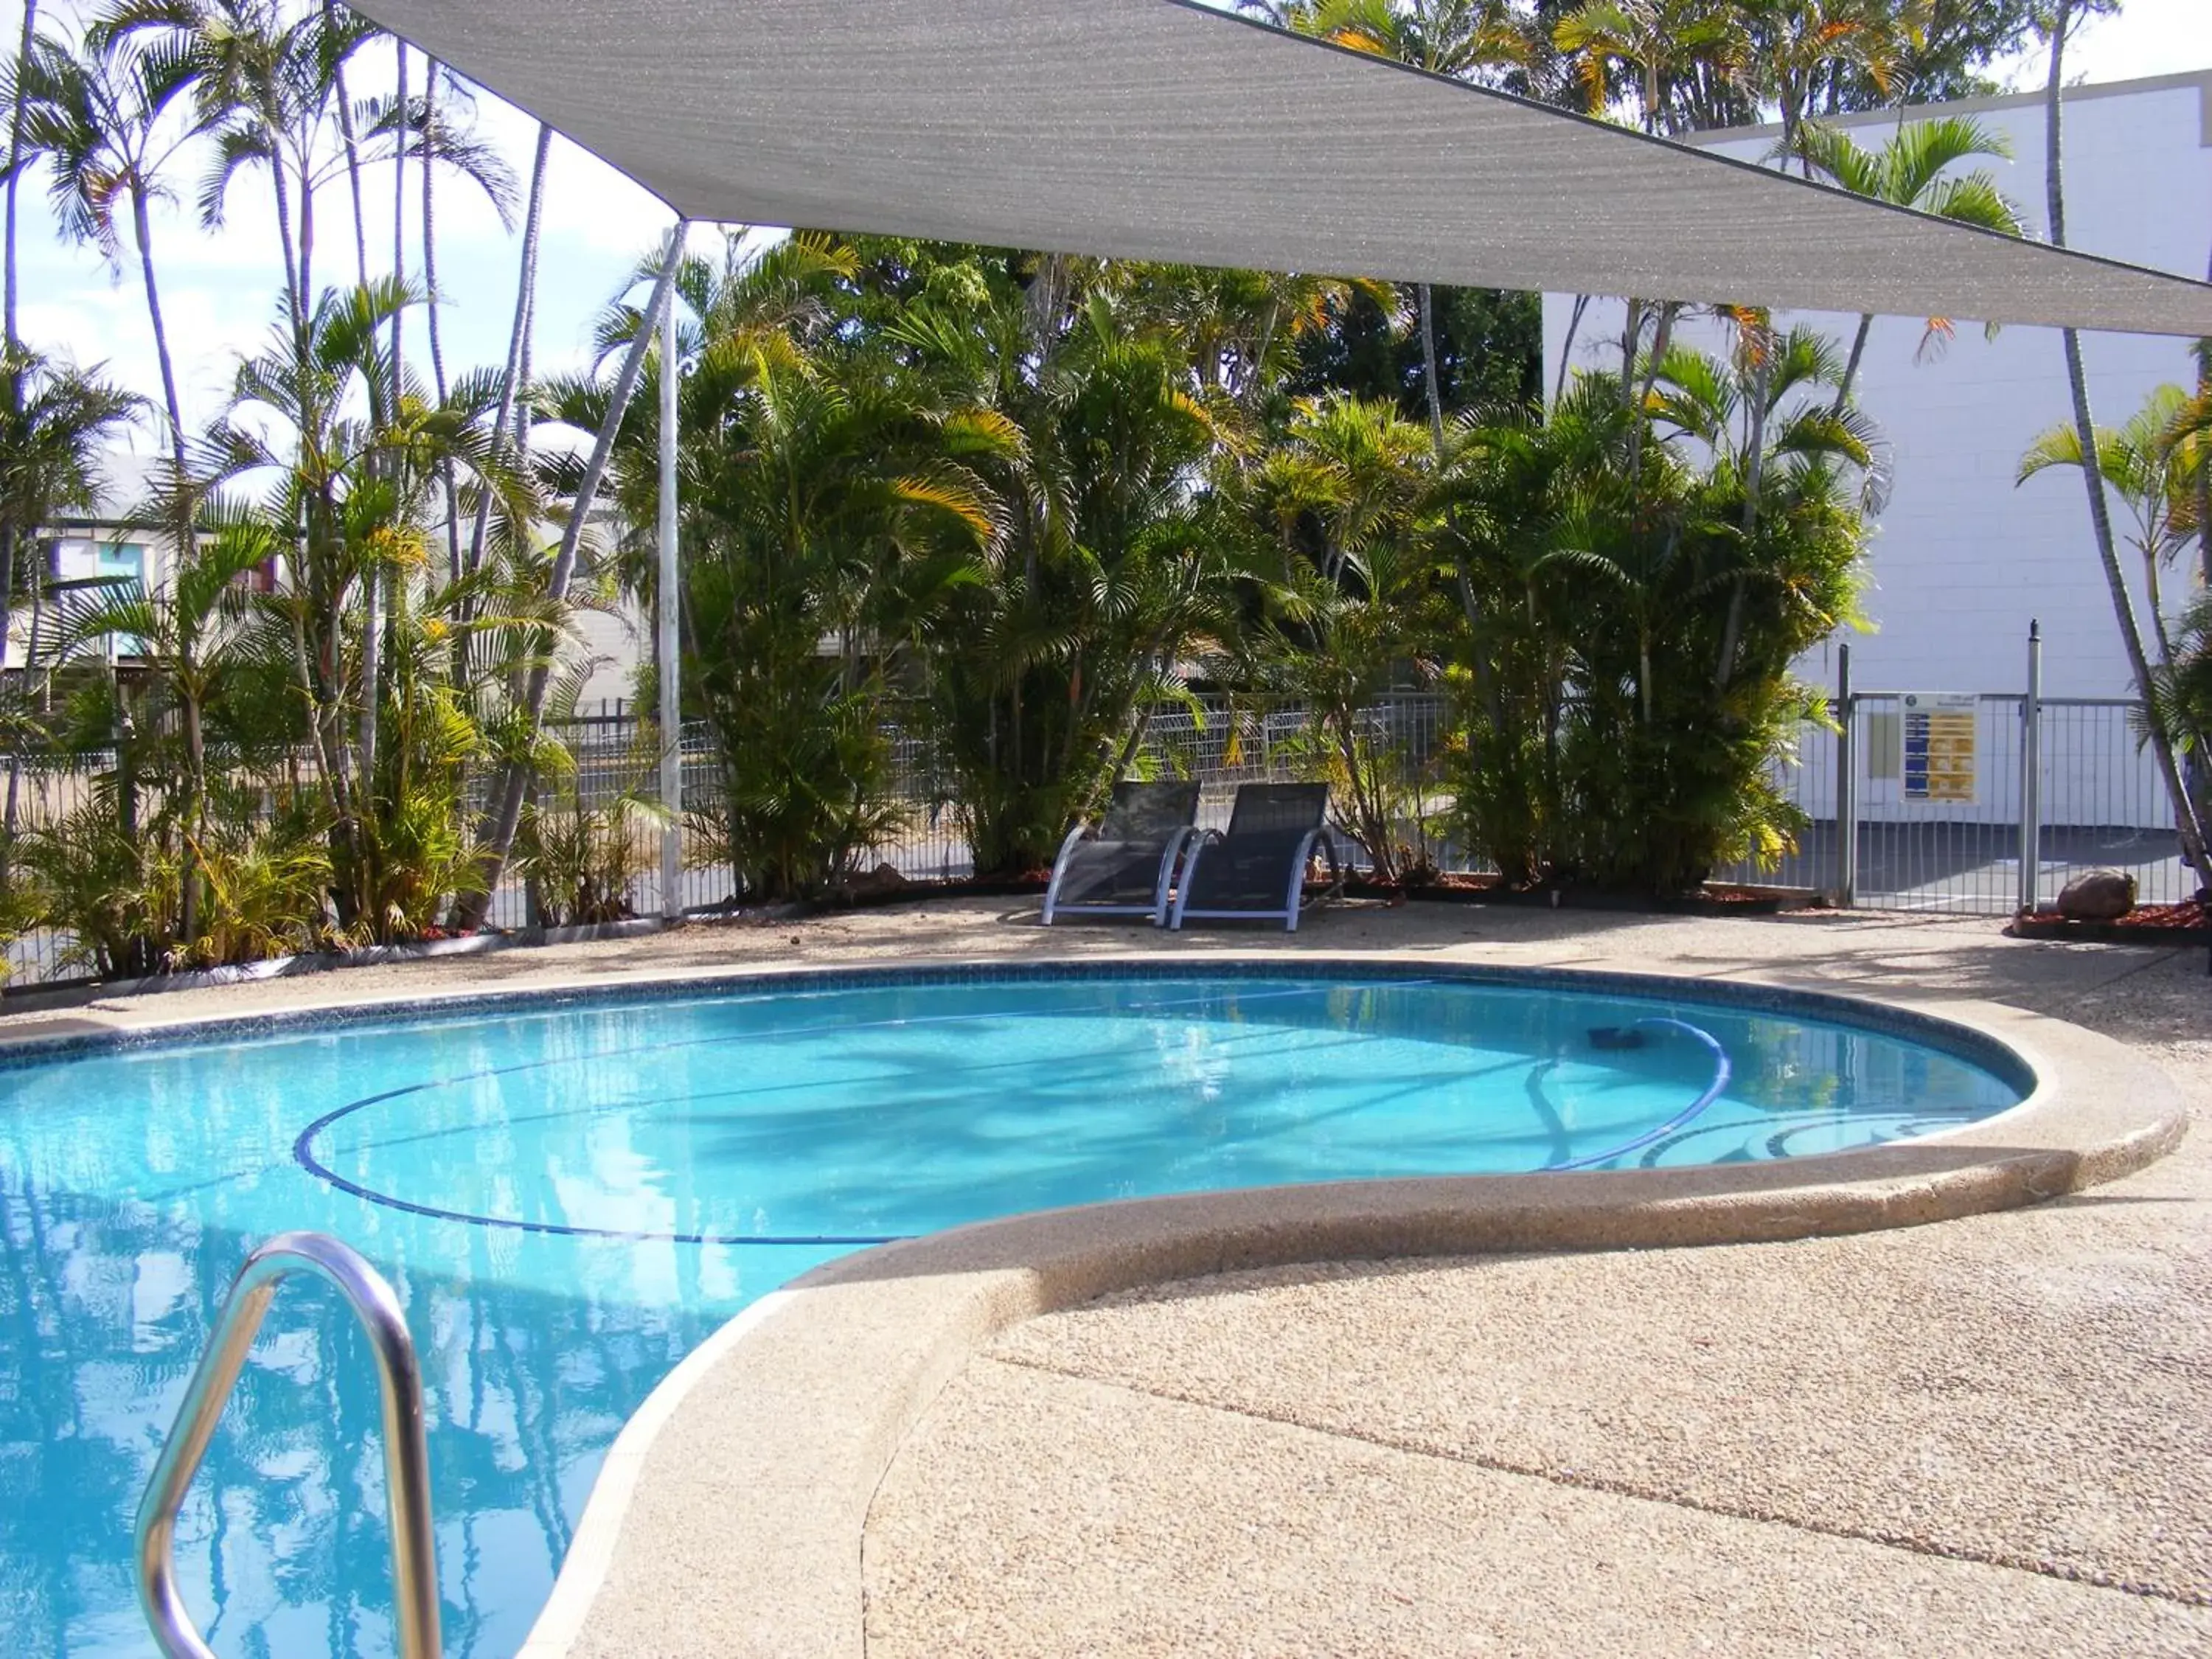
[0,964,2028,1657]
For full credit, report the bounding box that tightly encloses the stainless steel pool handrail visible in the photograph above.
[135,1231,442,1659]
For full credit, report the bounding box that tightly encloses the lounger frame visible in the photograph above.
[1169,826,1344,933]
[1040,790,1199,928]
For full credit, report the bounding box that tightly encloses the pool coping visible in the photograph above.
[419,956,2185,1659]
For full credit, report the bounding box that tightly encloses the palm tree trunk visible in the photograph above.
[1416,281,1508,745]
[128,181,192,919]
[462,120,549,695]
[7,568,42,840]
[364,41,409,788]
[1717,327,1774,690]
[130,191,185,476]
[4,0,31,357]
[1618,297,1643,405]
[1831,313,1873,414]
[388,41,407,373]
[1,0,38,694]
[481,125,549,549]
[422,59,462,587]
[1624,302,1674,479]
[1554,294,1589,405]
[180,693,204,948]
[2044,4,2210,874]
[2197,245,2211,590]
[453,226,686,930]
[1418,282,1444,444]
[268,127,305,344]
[328,0,369,287]
[295,133,316,316]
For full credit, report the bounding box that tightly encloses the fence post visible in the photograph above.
[1834,641,1855,908]
[2018,619,2042,917]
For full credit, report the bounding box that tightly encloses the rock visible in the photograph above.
[2056,869,2136,922]
[838,861,911,899]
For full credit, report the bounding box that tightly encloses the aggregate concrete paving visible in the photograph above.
[866,1359,2212,1658]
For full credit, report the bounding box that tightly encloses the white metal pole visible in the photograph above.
[2019,619,2042,917]
[1834,641,1855,908]
[657,220,686,920]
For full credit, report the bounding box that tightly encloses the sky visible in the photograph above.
[4,0,2209,471]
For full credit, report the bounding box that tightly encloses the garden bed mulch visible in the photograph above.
[2008,897,2211,947]
[832,869,1826,917]
[1340,873,1824,917]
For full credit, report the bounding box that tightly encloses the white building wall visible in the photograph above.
[570,600,645,712]
[1543,70,2212,830]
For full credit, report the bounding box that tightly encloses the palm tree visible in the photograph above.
[1127,261,1388,421]
[1248,392,1441,881]
[93,0,377,342]
[1646,322,1885,689]
[0,343,142,635]
[2020,385,2201,661]
[1562,347,1867,891]
[4,0,38,358]
[324,0,366,283]
[469,119,552,585]
[414,56,513,581]
[1790,114,2026,405]
[591,258,1009,898]
[2145,590,2212,781]
[209,277,540,933]
[3,0,42,665]
[0,343,141,838]
[44,503,285,941]
[2176,348,2211,589]
[1281,0,1528,450]
[2037,0,2208,876]
[1742,0,1904,164]
[877,257,1239,871]
[13,26,201,471]
[453,227,686,930]
[1551,0,1747,136]
[1552,0,1745,412]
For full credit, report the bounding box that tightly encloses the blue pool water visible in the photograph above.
[0,967,2026,1656]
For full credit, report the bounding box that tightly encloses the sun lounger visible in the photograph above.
[1041,779,1202,926]
[1169,782,1341,933]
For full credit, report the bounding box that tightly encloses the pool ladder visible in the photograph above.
[135,1231,443,1659]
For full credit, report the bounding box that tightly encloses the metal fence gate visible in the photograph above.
[1714,627,2201,914]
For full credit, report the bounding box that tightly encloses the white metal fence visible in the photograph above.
[3,637,2199,988]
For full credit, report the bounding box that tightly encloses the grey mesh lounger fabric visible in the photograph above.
[1042,780,1203,926]
[1170,783,1343,933]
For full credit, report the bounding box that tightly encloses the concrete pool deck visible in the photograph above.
[8,898,2207,1656]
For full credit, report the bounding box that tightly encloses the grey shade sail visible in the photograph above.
[358,0,2212,338]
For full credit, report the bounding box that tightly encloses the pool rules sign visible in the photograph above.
[1902,693,1978,802]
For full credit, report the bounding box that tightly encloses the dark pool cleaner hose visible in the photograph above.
[1549,1017,1733,1172]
